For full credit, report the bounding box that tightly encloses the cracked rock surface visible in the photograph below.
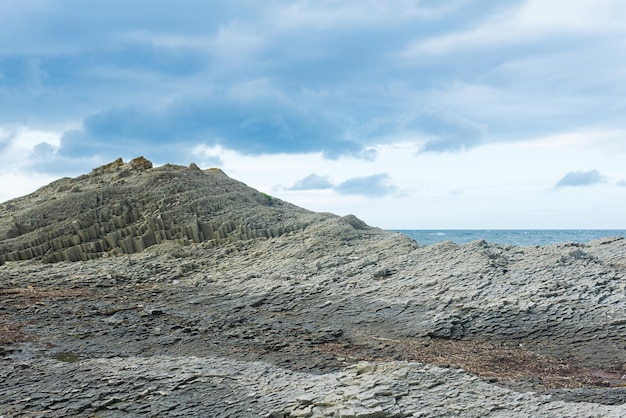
[1,158,626,417]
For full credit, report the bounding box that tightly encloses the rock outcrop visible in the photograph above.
[0,157,327,265]
[1,157,625,417]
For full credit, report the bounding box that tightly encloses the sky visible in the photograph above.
[1,0,625,229]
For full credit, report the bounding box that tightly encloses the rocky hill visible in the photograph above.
[1,157,625,417]
[0,156,324,265]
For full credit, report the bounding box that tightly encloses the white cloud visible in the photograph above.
[270,0,468,31]
[0,128,64,202]
[403,0,626,56]
[115,30,213,50]
[518,0,626,32]
[287,174,334,191]
[0,127,60,162]
[209,23,267,64]
[190,144,223,167]
[554,170,606,188]
[334,173,397,197]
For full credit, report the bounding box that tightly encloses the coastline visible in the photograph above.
[394,229,626,246]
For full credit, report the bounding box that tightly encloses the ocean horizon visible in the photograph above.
[393,229,626,247]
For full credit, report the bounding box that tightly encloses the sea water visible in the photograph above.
[393,230,626,247]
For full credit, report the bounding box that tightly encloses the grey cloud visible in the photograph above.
[3,0,626,178]
[334,173,397,197]
[31,142,56,158]
[58,96,365,161]
[413,110,488,153]
[555,170,605,188]
[287,172,399,197]
[288,174,334,191]
[356,109,487,153]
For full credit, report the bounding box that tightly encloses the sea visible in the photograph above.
[393,230,626,247]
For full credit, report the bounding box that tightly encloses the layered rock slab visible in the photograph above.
[2,353,626,417]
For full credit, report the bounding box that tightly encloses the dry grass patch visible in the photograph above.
[319,338,626,390]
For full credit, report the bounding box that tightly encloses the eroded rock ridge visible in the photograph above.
[0,157,323,265]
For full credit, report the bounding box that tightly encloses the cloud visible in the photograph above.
[287,171,400,197]
[191,144,223,167]
[554,169,606,188]
[0,129,15,151]
[271,0,470,31]
[288,174,334,191]
[334,173,397,197]
[0,128,94,201]
[30,141,56,158]
[396,0,626,145]
[518,0,626,33]
[2,0,626,190]
[287,171,399,197]
[58,95,365,161]
[616,180,626,187]
[402,0,626,57]
[0,1,518,157]
[413,110,488,153]
[353,109,487,153]
[285,171,399,197]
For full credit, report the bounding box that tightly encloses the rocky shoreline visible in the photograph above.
[1,158,625,417]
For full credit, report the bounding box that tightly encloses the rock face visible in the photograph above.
[1,158,625,417]
[0,157,321,265]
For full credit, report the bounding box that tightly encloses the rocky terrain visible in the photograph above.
[1,157,625,417]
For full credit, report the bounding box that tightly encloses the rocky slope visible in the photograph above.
[1,157,625,417]
[0,156,318,265]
